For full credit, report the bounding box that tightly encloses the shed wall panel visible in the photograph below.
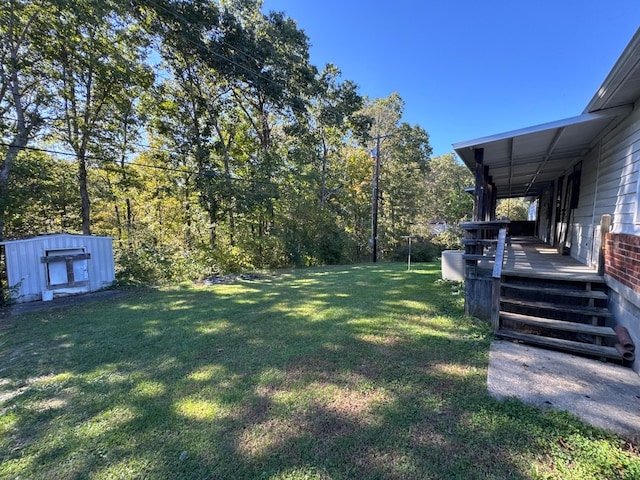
[2,234,114,303]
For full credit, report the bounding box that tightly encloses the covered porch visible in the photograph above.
[453,105,631,253]
[450,37,640,363]
[451,100,634,360]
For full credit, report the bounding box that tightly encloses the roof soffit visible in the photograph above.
[585,28,640,113]
[453,105,632,198]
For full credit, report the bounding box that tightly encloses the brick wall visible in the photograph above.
[605,233,640,293]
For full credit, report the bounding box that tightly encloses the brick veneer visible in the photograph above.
[605,233,640,294]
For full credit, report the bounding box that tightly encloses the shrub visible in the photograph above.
[390,239,440,263]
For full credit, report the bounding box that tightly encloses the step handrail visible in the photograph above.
[460,221,509,327]
[490,227,507,329]
[492,227,507,279]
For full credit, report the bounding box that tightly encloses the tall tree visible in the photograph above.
[3,150,80,238]
[382,122,432,240]
[0,0,52,238]
[46,0,152,234]
[148,70,222,249]
[227,6,317,241]
[424,153,474,224]
[304,64,366,208]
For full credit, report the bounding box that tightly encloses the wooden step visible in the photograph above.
[463,254,495,261]
[501,282,608,300]
[502,271,606,283]
[462,239,497,246]
[495,329,623,361]
[500,298,612,317]
[499,312,617,338]
[461,221,509,230]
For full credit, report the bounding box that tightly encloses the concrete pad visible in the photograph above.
[488,340,640,441]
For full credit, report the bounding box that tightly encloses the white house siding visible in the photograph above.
[595,105,640,237]
[570,106,640,265]
[2,234,115,303]
[570,147,600,266]
[567,104,640,371]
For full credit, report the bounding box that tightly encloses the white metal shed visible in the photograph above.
[0,234,115,303]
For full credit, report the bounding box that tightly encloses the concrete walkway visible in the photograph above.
[488,340,640,441]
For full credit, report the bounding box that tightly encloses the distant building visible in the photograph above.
[428,219,448,235]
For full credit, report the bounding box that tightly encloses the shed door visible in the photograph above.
[46,248,89,287]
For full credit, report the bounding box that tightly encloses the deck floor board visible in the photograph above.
[478,237,603,281]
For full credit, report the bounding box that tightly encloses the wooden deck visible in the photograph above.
[480,237,603,281]
[470,236,623,361]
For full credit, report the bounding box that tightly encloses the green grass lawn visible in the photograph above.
[0,263,638,479]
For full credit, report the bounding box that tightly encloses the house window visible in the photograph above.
[41,248,90,288]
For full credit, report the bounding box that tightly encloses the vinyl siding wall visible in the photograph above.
[571,105,640,264]
[570,104,640,371]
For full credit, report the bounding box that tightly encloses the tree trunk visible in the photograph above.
[320,134,329,208]
[0,142,25,240]
[114,204,122,244]
[214,121,236,247]
[78,155,91,235]
[126,198,133,249]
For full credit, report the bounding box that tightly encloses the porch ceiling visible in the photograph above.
[453,105,632,198]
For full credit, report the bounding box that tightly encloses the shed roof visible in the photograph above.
[454,28,640,199]
[0,233,113,246]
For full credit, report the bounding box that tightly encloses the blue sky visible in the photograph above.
[261,1,639,157]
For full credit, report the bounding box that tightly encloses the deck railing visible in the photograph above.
[461,220,509,328]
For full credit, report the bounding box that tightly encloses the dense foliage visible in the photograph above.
[496,197,531,221]
[1,0,474,283]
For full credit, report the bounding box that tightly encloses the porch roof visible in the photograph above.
[453,27,640,199]
[453,106,632,198]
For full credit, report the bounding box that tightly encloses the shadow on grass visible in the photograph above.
[0,263,635,479]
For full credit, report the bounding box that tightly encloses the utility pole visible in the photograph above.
[370,133,392,263]
[371,135,382,262]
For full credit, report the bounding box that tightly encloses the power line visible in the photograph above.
[0,4,368,193]
[0,2,364,162]
[0,142,281,187]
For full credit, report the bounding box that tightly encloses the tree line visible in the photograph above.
[1,0,473,283]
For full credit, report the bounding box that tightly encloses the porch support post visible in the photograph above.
[598,214,612,275]
[473,148,484,222]
[489,179,498,221]
[483,166,490,221]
